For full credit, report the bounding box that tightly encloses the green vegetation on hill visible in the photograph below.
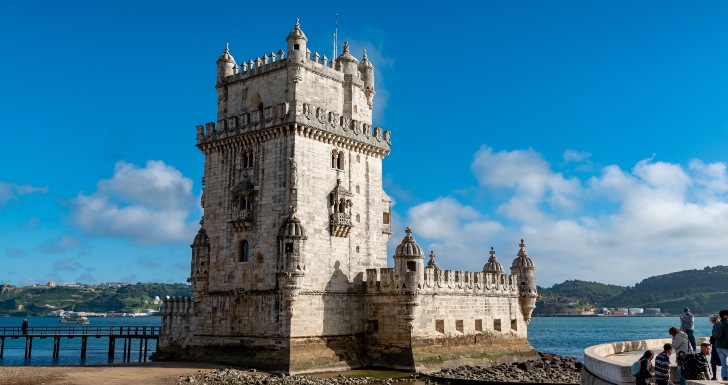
[535,266,728,315]
[0,283,191,316]
[603,265,728,314]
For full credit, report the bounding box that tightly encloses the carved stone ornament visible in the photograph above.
[374,127,382,142]
[363,123,371,138]
[302,103,313,120]
[383,130,391,145]
[264,106,274,123]
[316,107,327,124]
[250,110,260,127]
[340,116,350,131]
[352,120,361,135]
[329,111,340,129]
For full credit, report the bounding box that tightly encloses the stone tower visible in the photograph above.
[159,20,393,372]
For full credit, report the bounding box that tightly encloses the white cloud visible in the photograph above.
[70,160,198,244]
[563,149,592,163]
[0,182,48,207]
[404,147,728,286]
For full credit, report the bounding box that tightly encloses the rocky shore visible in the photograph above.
[428,352,581,384]
[177,369,415,384]
[176,353,581,385]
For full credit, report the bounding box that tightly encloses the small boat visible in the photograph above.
[59,313,90,324]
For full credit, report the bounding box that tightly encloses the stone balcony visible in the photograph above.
[330,213,352,237]
[229,209,253,231]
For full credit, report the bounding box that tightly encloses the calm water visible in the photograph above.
[0,315,711,366]
[0,316,160,366]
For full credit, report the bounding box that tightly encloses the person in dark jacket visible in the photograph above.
[636,349,654,385]
[710,314,721,380]
[21,319,28,335]
[716,309,728,381]
[654,343,673,385]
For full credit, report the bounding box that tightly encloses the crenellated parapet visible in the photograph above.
[365,267,518,296]
[161,296,195,316]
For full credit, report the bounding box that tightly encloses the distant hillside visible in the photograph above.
[603,265,728,314]
[0,282,191,316]
[535,280,628,315]
[535,266,728,316]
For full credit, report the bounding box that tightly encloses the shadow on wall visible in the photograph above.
[321,260,367,368]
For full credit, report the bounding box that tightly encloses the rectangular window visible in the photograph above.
[511,319,518,331]
[494,319,501,332]
[406,261,416,272]
[455,320,464,333]
[435,319,445,334]
[475,319,483,332]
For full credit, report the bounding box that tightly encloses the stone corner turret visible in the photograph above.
[510,239,538,323]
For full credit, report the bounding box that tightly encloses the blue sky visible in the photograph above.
[3,1,728,287]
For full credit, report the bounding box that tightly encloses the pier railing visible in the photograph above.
[0,326,160,361]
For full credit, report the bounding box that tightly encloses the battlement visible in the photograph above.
[161,296,194,315]
[194,100,391,155]
[365,267,519,295]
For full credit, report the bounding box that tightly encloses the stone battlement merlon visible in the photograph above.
[365,267,519,295]
[217,46,365,85]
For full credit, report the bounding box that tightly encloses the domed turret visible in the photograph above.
[394,227,425,289]
[216,43,237,83]
[190,222,210,298]
[336,42,359,75]
[483,247,504,274]
[286,19,308,61]
[510,239,537,323]
[358,49,374,88]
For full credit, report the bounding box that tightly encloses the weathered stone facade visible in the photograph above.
[158,20,538,374]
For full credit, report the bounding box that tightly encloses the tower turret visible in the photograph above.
[510,239,537,323]
[216,43,237,83]
[189,222,210,299]
[336,42,359,75]
[358,49,375,108]
[393,227,425,289]
[286,19,308,62]
[483,247,504,274]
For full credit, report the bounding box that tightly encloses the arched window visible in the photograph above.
[331,150,338,168]
[337,151,345,170]
[247,149,253,168]
[240,240,250,262]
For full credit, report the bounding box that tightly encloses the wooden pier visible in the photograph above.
[0,326,159,361]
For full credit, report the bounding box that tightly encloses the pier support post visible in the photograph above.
[24,337,32,359]
[81,336,87,359]
[108,337,115,360]
[52,337,60,359]
[1,337,4,359]
[143,338,149,362]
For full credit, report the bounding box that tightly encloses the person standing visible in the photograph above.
[670,327,689,385]
[716,309,728,381]
[681,307,696,350]
[635,350,654,385]
[710,314,721,380]
[654,343,673,385]
[21,319,28,335]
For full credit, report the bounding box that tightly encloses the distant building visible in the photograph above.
[644,308,661,315]
[159,20,539,374]
[46,280,56,287]
[629,308,644,315]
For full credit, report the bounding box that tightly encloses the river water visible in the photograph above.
[0,315,711,366]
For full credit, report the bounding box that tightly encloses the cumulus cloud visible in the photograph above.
[405,146,728,286]
[0,182,48,207]
[70,160,198,244]
[563,149,592,163]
